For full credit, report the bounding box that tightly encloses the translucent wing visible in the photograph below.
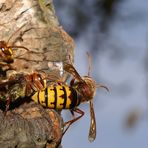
[88,100,96,142]
[64,63,85,82]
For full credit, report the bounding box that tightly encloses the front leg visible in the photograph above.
[63,108,84,136]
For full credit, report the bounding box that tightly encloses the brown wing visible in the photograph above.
[64,63,85,82]
[88,100,96,142]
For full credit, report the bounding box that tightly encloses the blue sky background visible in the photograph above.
[54,0,148,148]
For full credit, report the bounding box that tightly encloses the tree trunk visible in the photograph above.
[0,0,75,147]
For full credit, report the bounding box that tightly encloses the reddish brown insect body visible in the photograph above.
[72,76,97,102]
[24,72,46,96]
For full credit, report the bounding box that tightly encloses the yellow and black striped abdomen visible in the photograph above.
[31,84,81,109]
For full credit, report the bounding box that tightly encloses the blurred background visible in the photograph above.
[54,0,148,148]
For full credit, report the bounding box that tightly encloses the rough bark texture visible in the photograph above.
[0,0,75,147]
[0,102,63,148]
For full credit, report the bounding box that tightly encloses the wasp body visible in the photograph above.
[31,58,109,142]
[32,84,80,110]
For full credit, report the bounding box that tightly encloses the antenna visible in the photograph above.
[86,52,92,77]
[7,23,27,45]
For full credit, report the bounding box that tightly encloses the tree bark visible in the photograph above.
[0,0,75,147]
